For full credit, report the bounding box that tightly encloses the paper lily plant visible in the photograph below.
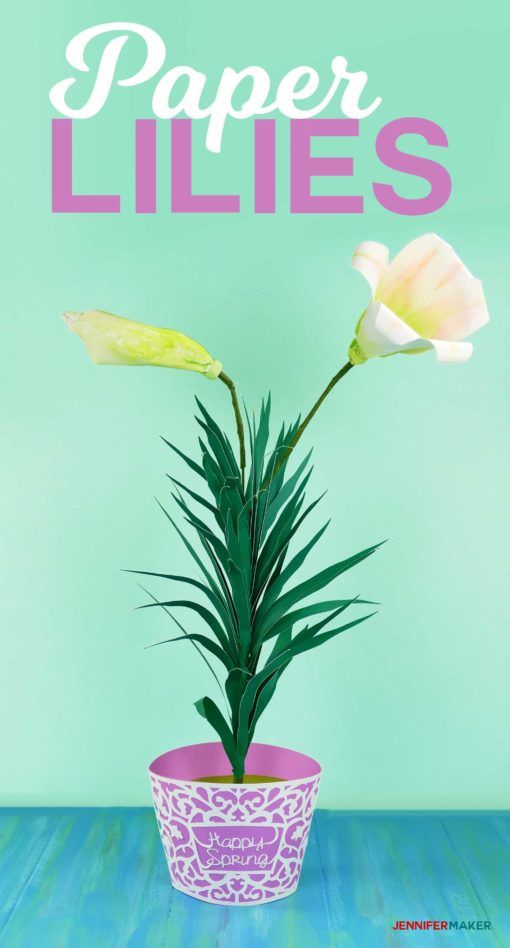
[63,234,488,782]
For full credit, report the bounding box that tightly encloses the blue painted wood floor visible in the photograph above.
[0,810,508,946]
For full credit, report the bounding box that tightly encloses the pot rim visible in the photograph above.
[149,740,322,787]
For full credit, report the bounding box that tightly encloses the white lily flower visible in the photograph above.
[348,234,489,364]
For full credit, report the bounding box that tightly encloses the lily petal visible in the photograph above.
[408,275,489,341]
[352,241,389,298]
[376,234,455,308]
[357,302,474,363]
[375,234,483,337]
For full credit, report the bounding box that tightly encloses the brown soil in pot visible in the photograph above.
[192,774,283,784]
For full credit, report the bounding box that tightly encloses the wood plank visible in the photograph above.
[0,810,507,946]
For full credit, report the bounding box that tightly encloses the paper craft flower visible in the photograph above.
[348,234,489,364]
[62,310,222,379]
[60,231,490,810]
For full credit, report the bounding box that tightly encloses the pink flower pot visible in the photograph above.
[149,741,322,905]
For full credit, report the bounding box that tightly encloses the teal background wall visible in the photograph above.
[1,0,509,808]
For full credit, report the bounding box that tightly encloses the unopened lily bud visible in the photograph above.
[62,310,222,380]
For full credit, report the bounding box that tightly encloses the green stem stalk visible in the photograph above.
[272,361,355,478]
[219,371,246,488]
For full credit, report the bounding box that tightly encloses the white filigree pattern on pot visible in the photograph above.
[149,742,322,905]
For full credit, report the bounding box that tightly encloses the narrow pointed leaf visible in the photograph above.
[144,633,235,670]
[167,476,220,520]
[247,665,288,745]
[261,598,374,643]
[136,584,225,699]
[137,598,234,658]
[154,499,224,603]
[263,521,330,605]
[126,569,234,633]
[238,612,377,751]
[255,542,381,640]
[225,667,250,734]
[194,697,241,772]
[161,436,205,479]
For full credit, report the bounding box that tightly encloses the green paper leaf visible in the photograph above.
[262,598,374,643]
[139,399,382,784]
[160,437,205,479]
[225,667,250,733]
[194,696,242,774]
[255,542,381,641]
[247,665,287,745]
[137,598,234,659]
[144,632,235,670]
[261,450,312,539]
[137,584,226,699]
[125,568,235,636]
[167,475,221,521]
[238,611,377,753]
[263,520,330,605]
[154,499,224,601]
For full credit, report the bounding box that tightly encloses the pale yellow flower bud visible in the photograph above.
[62,310,222,380]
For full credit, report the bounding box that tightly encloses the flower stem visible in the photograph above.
[272,361,355,478]
[219,371,246,488]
